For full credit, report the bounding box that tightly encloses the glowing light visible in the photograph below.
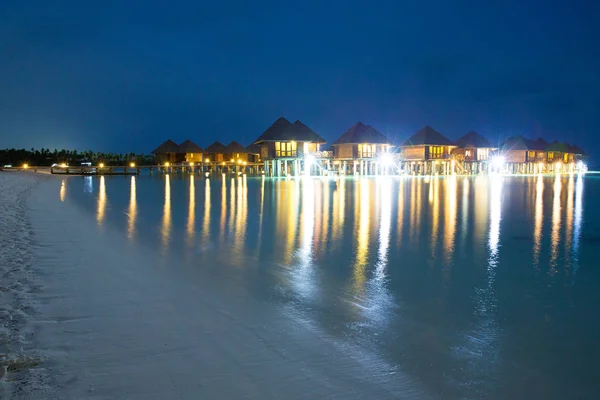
[161,174,171,250]
[23,163,28,169]
[491,155,505,169]
[165,162,170,167]
[231,159,235,163]
[380,152,394,166]
[59,180,66,202]
[97,176,106,225]
[205,158,210,163]
[128,176,137,239]
[243,161,247,165]
[555,162,562,174]
[99,163,105,168]
[129,162,135,168]
[205,172,209,177]
[533,174,543,268]
[189,162,194,167]
[237,159,242,164]
[60,163,67,168]
[187,175,195,243]
[304,154,315,176]
[203,177,211,244]
[549,174,561,274]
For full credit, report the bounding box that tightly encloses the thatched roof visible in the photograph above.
[454,131,492,148]
[567,144,586,155]
[400,126,453,146]
[205,141,227,153]
[178,140,204,153]
[225,141,249,153]
[288,120,326,143]
[254,117,293,143]
[546,141,569,152]
[152,139,180,154]
[245,143,261,154]
[500,136,534,151]
[332,122,390,145]
[531,137,549,151]
[254,117,326,143]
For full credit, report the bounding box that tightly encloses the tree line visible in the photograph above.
[0,148,156,166]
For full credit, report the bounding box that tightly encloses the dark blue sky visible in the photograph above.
[1,0,598,157]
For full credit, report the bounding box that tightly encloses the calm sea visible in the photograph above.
[59,173,600,399]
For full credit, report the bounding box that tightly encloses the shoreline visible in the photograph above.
[1,172,425,399]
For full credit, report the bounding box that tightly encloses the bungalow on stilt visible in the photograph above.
[331,122,392,175]
[254,117,326,177]
[452,131,496,174]
[399,126,456,175]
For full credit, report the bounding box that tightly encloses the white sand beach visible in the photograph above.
[0,172,425,399]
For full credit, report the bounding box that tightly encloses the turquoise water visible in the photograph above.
[60,173,600,399]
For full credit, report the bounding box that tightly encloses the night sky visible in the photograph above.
[1,0,598,159]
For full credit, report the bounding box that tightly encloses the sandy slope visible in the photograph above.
[10,175,429,399]
[0,173,48,399]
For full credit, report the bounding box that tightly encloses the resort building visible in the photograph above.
[245,143,262,163]
[224,141,252,164]
[452,131,497,174]
[254,117,326,176]
[499,136,550,173]
[151,139,203,164]
[399,126,456,175]
[204,141,228,163]
[149,120,588,176]
[177,140,204,164]
[331,122,392,175]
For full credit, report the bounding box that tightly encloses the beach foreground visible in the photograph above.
[1,173,416,399]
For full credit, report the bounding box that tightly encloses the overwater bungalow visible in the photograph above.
[151,139,184,164]
[224,141,252,164]
[204,141,228,163]
[254,117,326,176]
[567,144,587,162]
[331,122,392,175]
[399,126,456,175]
[452,131,496,174]
[177,140,204,164]
[245,143,262,163]
[498,136,540,174]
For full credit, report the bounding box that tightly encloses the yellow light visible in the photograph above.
[130,162,135,168]
[205,158,210,163]
[237,159,242,164]
[231,158,234,163]
[23,164,28,169]
[222,162,225,166]
[189,162,194,167]
[243,161,247,165]
[165,162,170,167]
[99,163,105,168]
[60,163,67,168]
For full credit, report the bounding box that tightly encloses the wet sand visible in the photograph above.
[1,173,424,399]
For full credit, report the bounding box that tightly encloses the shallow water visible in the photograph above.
[60,173,600,399]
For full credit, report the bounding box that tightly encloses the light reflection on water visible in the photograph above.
[70,174,598,400]
[60,179,67,202]
[128,176,136,239]
[186,175,195,243]
[96,175,106,224]
[161,174,171,250]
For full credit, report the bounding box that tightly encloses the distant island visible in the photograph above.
[0,148,155,167]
